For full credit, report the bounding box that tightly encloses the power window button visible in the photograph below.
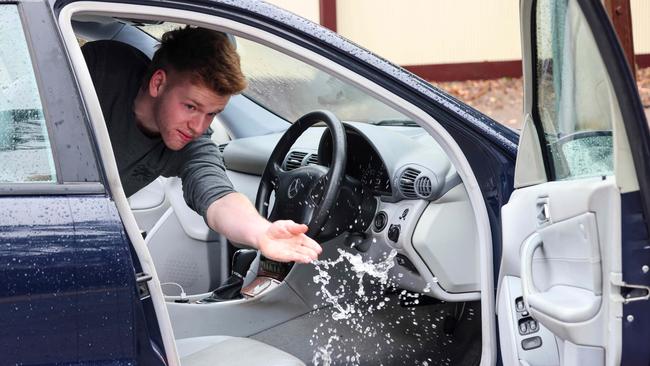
[519,322,528,334]
[515,297,525,311]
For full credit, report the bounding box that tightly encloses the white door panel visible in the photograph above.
[500,178,619,278]
[142,178,230,295]
[498,177,620,364]
[527,213,602,300]
[497,276,559,366]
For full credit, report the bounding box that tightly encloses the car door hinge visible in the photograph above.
[136,272,153,300]
[611,273,650,304]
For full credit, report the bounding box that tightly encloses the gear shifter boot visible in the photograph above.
[201,249,258,302]
[201,275,244,302]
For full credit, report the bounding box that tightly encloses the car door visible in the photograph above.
[0,1,169,364]
[497,0,650,365]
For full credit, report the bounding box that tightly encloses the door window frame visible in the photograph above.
[0,1,104,195]
[530,0,619,182]
[529,0,650,228]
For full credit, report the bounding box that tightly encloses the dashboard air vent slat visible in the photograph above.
[399,167,420,198]
[415,176,433,198]
[285,151,307,171]
[307,154,319,165]
[307,154,318,165]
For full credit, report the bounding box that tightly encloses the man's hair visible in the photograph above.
[144,26,247,96]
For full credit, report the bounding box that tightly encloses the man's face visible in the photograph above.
[149,69,230,151]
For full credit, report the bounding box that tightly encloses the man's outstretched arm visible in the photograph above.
[205,192,322,263]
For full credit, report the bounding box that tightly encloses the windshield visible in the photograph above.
[235,37,409,124]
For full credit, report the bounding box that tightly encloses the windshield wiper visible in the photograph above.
[371,119,420,127]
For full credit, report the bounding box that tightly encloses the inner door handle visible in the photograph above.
[520,232,543,308]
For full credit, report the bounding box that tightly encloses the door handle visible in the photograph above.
[520,231,601,322]
[520,232,543,309]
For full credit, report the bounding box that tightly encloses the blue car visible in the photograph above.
[1,0,648,365]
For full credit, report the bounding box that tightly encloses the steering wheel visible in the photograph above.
[256,110,347,239]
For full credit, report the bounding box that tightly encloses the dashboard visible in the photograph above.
[222,122,480,301]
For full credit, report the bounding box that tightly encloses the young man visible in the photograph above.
[82,26,321,263]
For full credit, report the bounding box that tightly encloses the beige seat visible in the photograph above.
[176,336,305,366]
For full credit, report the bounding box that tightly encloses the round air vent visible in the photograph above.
[398,166,439,200]
[414,176,433,199]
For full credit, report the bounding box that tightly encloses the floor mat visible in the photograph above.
[251,294,482,366]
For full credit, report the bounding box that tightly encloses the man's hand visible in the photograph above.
[255,220,322,264]
[206,193,322,263]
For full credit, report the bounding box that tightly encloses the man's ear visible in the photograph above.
[148,69,167,98]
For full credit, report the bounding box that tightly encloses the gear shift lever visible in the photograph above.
[231,249,258,278]
[200,249,257,303]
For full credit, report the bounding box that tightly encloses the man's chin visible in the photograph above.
[169,144,186,151]
[163,138,186,151]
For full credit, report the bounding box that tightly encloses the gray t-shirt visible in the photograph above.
[82,40,235,220]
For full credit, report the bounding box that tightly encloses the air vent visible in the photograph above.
[307,154,319,165]
[399,167,420,198]
[284,151,307,171]
[415,176,433,198]
[217,143,228,154]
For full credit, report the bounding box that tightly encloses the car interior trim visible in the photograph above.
[58,2,498,364]
[498,176,621,364]
[513,114,548,189]
[411,183,481,296]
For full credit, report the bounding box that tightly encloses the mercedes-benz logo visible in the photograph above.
[288,178,302,199]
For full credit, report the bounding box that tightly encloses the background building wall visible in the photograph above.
[265,0,650,80]
[632,0,650,55]
[336,0,521,66]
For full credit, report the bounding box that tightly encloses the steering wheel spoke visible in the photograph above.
[267,161,284,184]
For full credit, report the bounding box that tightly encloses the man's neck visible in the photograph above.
[133,88,159,137]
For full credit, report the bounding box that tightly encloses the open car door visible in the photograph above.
[497,0,650,365]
